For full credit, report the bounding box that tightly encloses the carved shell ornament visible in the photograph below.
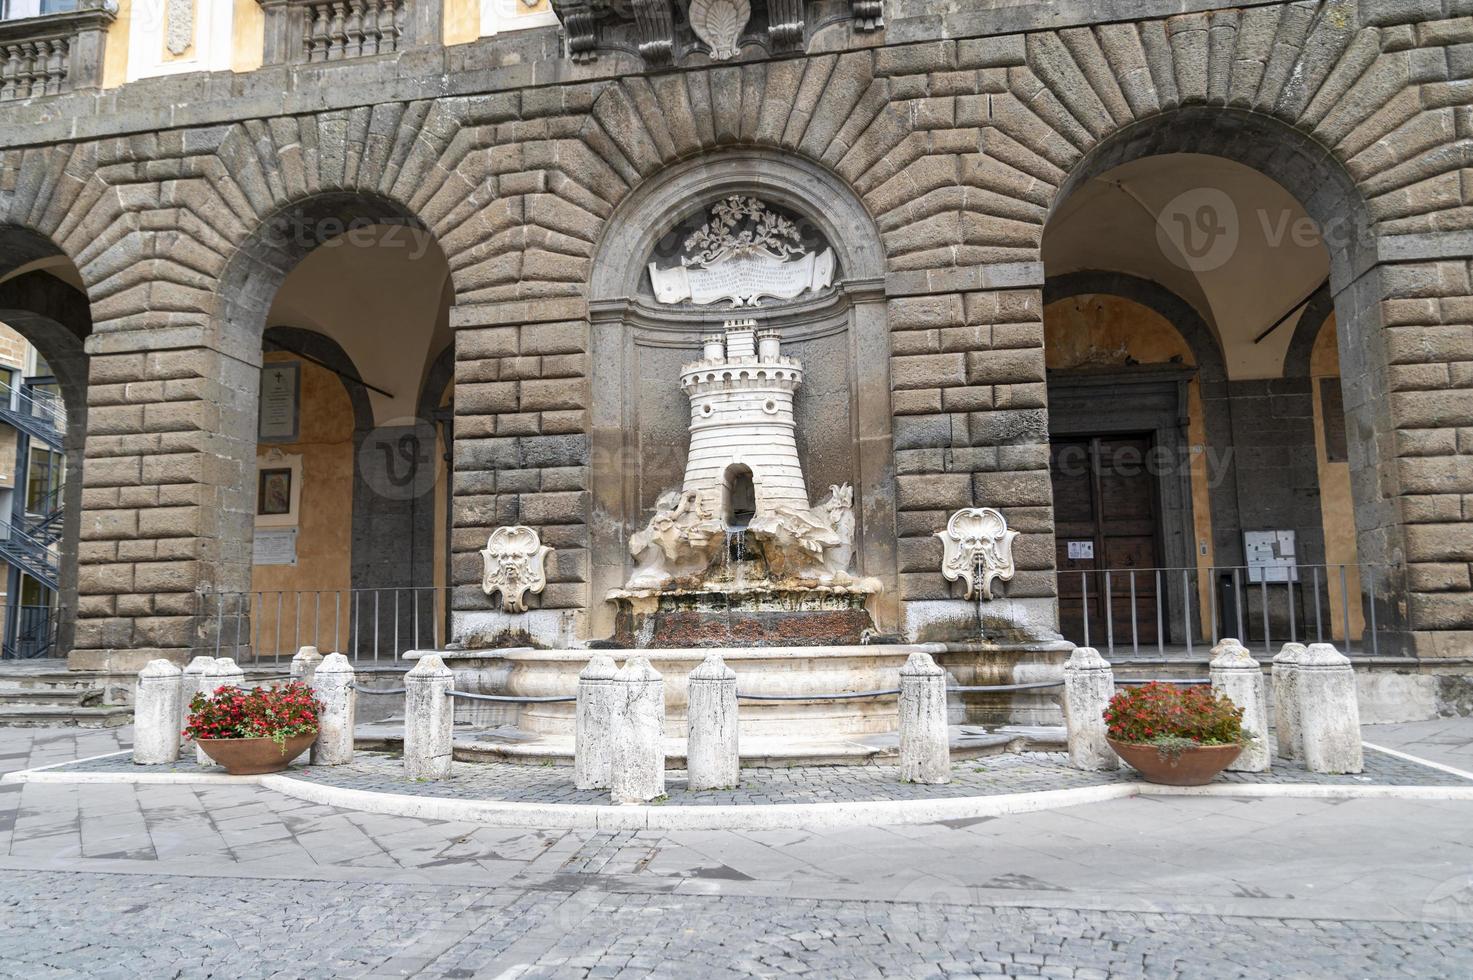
[937,507,1020,601]
[689,0,751,61]
[481,526,554,614]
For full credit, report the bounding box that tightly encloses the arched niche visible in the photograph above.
[586,150,895,637]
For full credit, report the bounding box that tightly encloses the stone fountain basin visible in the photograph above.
[406,644,946,740]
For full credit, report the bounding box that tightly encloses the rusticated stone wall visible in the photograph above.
[0,0,1468,664]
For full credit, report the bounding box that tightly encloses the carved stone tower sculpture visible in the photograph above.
[680,319,809,528]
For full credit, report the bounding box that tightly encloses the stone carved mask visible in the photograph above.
[936,507,1019,601]
[481,526,554,613]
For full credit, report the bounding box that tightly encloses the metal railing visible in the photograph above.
[1,602,54,659]
[0,516,59,590]
[0,379,66,443]
[202,586,450,664]
[1054,562,1397,658]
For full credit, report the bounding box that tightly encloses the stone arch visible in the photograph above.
[0,270,91,660]
[1049,108,1375,287]
[215,192,438,360]
[589,148,887,299]
[1283,282,1337,382]
[1045,105,1404,647]
[1043,272,1225,384]
[583,146,896,637]
[197,192,456,657]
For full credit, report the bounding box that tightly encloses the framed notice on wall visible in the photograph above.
[258,361,300,443]
[1245,530,1298,583]
[254,448,302,529]
[253,527,298,566]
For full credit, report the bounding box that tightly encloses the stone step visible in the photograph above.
[0,704,132,728]
[0,687,103,706]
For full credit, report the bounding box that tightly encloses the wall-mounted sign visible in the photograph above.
[253,527,298,566]
[258,361,301,443]
[1245,530,1298,583]
[1067,540,1094,560]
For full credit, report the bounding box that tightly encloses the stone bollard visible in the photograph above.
[1271,643,1307,762]
[1061,647,1120,772]
[193,659,228,765]
[1296,643,1364,774]
[686,652,739,791]
[310,653,356,766]
[179,655,217,754]
[574,653,619,790]
[291,645,323,686]
[133,660,183,765]
[610,656,665,804]
[215,657,246,691]
[404,654,455,780]
[1209,638,1270,773]
[899,650,950,785]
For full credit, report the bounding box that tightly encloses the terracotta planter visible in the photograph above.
[196,733,318,775]
[1107,738,1244,786]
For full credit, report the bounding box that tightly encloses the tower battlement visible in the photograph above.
[677,320,811,522]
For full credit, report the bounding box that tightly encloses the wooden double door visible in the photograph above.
[1051,435,1164,647]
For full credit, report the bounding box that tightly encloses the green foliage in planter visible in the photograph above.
[1104,682,1248,750]
[184,681,323,752]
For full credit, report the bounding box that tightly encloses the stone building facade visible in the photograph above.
[0,0,1469,672]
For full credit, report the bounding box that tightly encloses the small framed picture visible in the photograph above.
[258,468,293,517]
[254,450,302,528]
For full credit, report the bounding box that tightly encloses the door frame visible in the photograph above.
[1048,368,1199,645]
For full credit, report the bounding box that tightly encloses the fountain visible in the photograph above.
[606,318,882,648]
[426,318,950,764]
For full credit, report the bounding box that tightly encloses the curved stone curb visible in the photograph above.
[260,776,1141,830]
[5,746,1473,830]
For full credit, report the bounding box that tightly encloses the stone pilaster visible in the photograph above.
[451,316,590,648]
[889,285,1059,645]
[74,339,259,672]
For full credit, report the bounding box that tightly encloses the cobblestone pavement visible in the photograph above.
[3,868,1471,979]
[48,742,1471,806]
[3,724,1473,978]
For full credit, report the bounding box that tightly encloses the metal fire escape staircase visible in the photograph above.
[0,382,64,597]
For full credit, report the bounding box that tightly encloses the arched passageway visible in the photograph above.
[202,198,454,661]
[1041,110,1395,653]
[0,233,89,663]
